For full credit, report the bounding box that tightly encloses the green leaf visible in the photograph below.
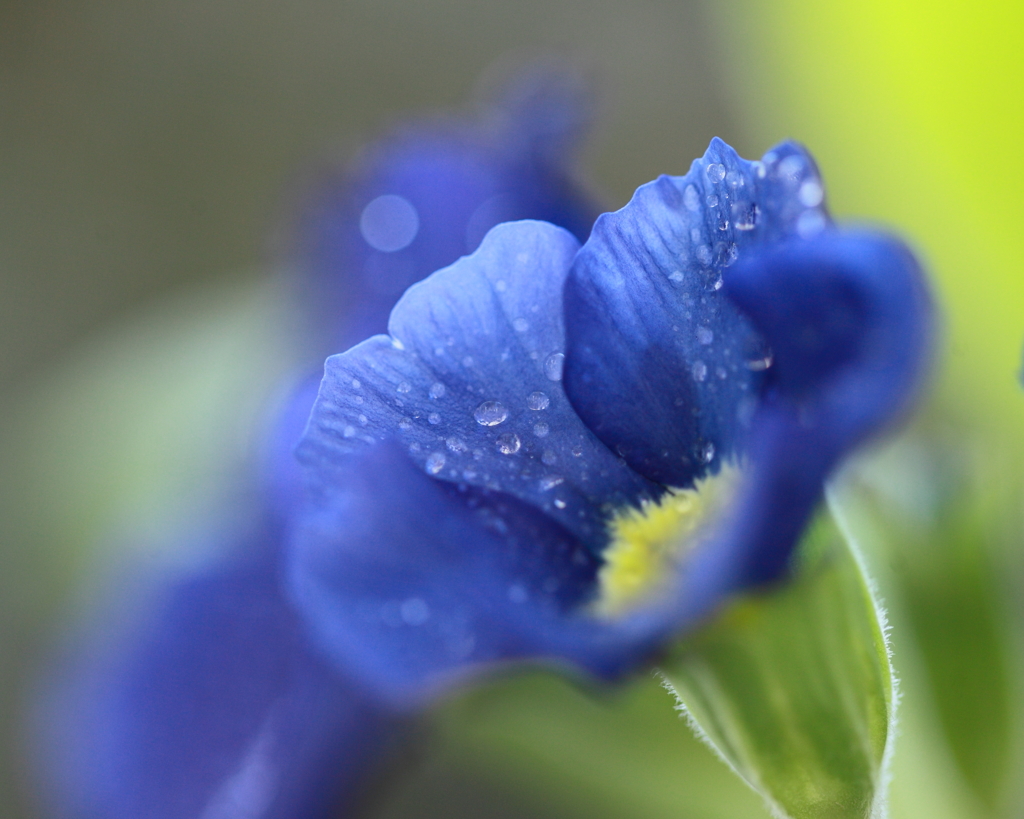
[659,510,895,819]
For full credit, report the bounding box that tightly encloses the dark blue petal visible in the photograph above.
[37,535,396,819]
[288,441,610,703]
[298,221,658,550]
[293,70,600,351]
[563,138,830,486]
[684,228,932,598]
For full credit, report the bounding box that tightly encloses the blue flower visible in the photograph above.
[35,78,932,819]
[290,138,931,706]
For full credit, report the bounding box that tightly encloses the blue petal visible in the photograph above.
[288,441,609,703]
[293,70,600,351]
[684,228,932,598]
[298,221,658,550]
[37,538,395,819]
[563,138,829,486]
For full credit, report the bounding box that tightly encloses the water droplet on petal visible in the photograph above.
[553,498,567,509]
[343,425,356,438]
[797,209,827,237]
[474,401,509,426]
[696,245,712,266]
[507,584,528,604]
[496,432,521,455]
[705,193,719,208]
[400,597,430,625]
[746,352,774,371]
[396,381,411,394]
[692,360,708,382]
[425,452,446,474]
[428,412,441,425]
[429,382,446,399]
[725,170,745,189]
[533,422,550,438]
[527,391,550,410]
[544,353,565,382]
[706,163,726,182]
[699,441,716,464]
[798,180,824,207]
[512,318,529,333]
[696,326,714,345]
[360,194,420,252]
[541,449,557,466]
[446,437,467,453]
[351,379,361,389]
[398,417,412,431]
[539,475,565,491]
[571,445,583,457]
[683,184,700,212]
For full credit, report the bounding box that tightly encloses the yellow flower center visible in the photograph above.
[593,461,742,617]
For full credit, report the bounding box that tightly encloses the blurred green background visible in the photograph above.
[1,1,1021,817]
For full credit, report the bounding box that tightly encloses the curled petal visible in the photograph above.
[685,228,933,600]
[563,139,827,486]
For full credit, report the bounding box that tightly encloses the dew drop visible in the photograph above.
[725,170,745,189]
[544,353,565,382]
[540,475,565,491]
[705,272,724,292]
[746,351,774,371]
[706,163,726,182]
[398,417,412,431]
[360,194,420,253]
[527,391,550,410]
[496,432,521,455]
[425,452,446,474]
[699,441,716,464]
[696,326,714,345]
[669,270,684,282]
[358,414,368,425]
[507,584,528,604]
[428,412,441,425]
[429,382,446,399]
[351,379,361,389]
[512,318,530,333]
[343,425,356,438]
[692,360,708,382]
[683,184,700,212]
[400,597,430,626]
[797,209,827,237]
[798,180,824,207]
[554,498,567,509]
[396,381,411,394]
[541,449,558,466]
[705,193,719,208]
[474,401,509,426]
[571,445,583,457]
[732,202,759,231]
[696,245,712,266]
[446,437,467,453]
[533,422,550,438]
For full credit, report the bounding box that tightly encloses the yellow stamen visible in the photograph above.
[594,461,742,617]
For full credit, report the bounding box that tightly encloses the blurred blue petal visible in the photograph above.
[38,531,395,819]
[293,69,600,351]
